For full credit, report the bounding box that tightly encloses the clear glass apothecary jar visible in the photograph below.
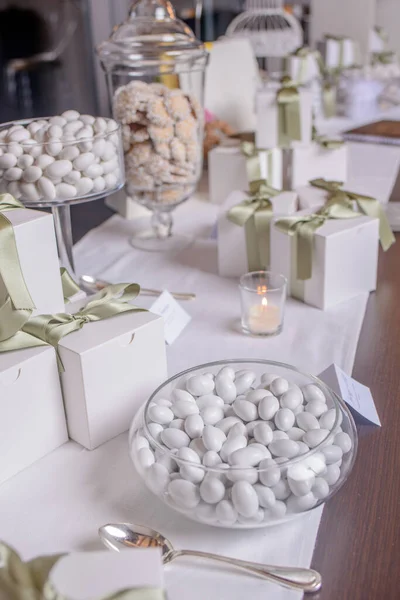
[97,0,209,252]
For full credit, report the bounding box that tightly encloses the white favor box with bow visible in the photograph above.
[270,207,379,310]
[58,311,167,450]
[287,51,322,84]
[319,37,359,71]
[255,84,313,150]
[49,549,164,599]
[0,346,67,485]
[218,190,298,278]
[0,208,65,315]
[290,141,348,189]
[208,145,283,205]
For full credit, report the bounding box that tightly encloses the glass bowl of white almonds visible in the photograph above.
[0,112,124,206]
[129,360,358,529]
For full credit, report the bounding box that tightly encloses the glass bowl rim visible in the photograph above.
[239,271,288,293]
[0,116,121,147]
[140,359,358,474]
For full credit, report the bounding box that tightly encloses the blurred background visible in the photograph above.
[0,0,311,123]
[0,0,396,123]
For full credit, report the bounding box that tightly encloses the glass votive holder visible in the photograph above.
[239,271,287,337]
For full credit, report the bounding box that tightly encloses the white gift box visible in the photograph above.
[59,311,167,450]
[106,188,151,220]
[289,141,348,189]
[319,37,359,70]
[49,549,164,599]
[287,52,322,84]
[218,190,298,278]
[270,207,379,310]
[208,144,283,205]
[0,208,64,315]
[0,346,67,485]
[256,83,313,149]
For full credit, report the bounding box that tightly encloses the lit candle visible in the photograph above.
[248,294,281,335]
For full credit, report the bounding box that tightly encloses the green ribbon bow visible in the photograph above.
[60,268,81,303]
[372,51,397,65]
[228,180,280,270]
[289,46,325,84]
[0,542,164,600]
[310,178,396,251]
[275,200,360,281]
[0,193,36,343]
[0,283,146,371]
[277,77,302,148]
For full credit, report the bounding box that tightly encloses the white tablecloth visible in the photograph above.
[2,107,400,599]
[0,198,369,600]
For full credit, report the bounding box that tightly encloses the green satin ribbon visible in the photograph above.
[310,178,396,251]
[289,47,325,83]
[240,141,276,187]
[276,200,359,281]
[372,51,397,65]
[0,193,36,343]
[0,283,146,371]
[277,77,301,148]
[228,180,280,270]
[60,268,81,302]
[0,542,164,600]
[241,141,262,182]
[322,82,336,118]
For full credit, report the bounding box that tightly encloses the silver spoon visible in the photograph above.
[98,523,322,594]
[80,275,196,301]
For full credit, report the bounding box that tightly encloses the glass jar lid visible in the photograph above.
[97,0,208,73]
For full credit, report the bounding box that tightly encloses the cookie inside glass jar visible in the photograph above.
[115,81,203,204]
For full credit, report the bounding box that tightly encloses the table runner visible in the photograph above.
[0,195,368,600]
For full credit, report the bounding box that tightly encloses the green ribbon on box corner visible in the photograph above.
[310,178,396,251]
[289,46,325,84]
[0,283,146,371]
[228,179,280,271]
[322,82,337,119]
[275,200,359,282]
[0,541,165,600]
[277,77,302,148]
[0,193,36,343]
[60,267,81,302]
[240,141,277,187]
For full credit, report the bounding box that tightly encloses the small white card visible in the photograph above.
[150,291,192,345]
[319,364,381,426]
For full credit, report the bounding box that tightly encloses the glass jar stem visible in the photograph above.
[151,209,173,239]
[52,205,76,275]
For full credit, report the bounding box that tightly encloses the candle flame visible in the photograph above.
[262,297,268,307]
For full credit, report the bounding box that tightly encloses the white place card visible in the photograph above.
[150,291,192,345]
[319,364,381,426]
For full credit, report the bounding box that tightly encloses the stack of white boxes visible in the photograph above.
[0,203,167,485]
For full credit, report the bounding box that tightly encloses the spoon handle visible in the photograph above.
[171,550,321,593]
